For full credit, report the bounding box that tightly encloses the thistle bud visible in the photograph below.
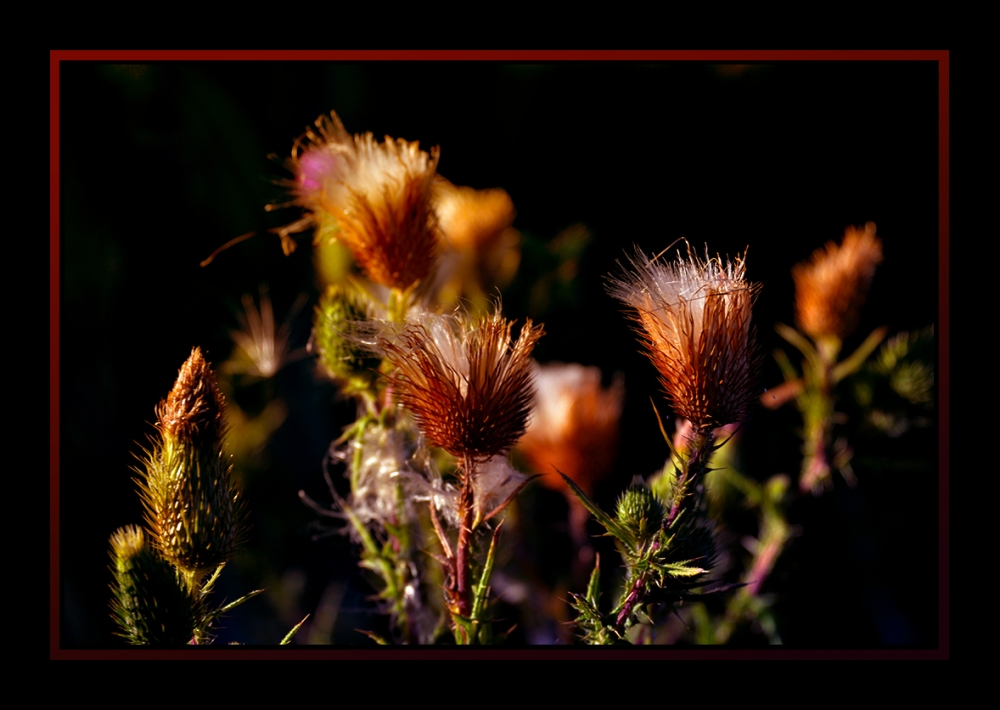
[109,526,197,645]
[616,485,664,542]
[137,348,246,578]
[312,285,382,392]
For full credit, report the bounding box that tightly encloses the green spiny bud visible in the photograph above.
[312,285,382,392]
[615,485,664,542]
[137,348,247,578]
[109,526,197,645]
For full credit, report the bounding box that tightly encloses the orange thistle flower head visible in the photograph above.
[518,362,624,494]
[379,310,544,461]
[793,222,883,341]
[607,243,760,431]
[280,111,441,290]
[428,179,521,308]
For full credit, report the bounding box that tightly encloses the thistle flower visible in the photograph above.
[137,347,247,579]
[608,244,760,431]
[518,362,624,494]
[793,222,883,341]
[379,311,544,461]
[429,179,521,307]
[277,111,441,290]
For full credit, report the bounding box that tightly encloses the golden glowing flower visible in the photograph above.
[379,311,544,461]
[793,222,883,340]
[429,179,521,307]
[277,111,441,290]
[518,362,624,494]
[608,245,760,431]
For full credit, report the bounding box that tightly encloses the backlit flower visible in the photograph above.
[277,111,441,290]
[379,311,544,461]
[518,362,624,494]
[793,222,883,340]
[429,179,521,308]
[607,244,760,431]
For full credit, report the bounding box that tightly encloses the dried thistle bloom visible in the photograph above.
[608,244,760,431]
[379,311,544,461]
[793,222,883,341]
[277,111,441,290]
[519,362,624,494]
[109,526,197,645]
[137,348,247,578]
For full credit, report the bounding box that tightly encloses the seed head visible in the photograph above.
[793,222,883,340]
[380,311,544,461]
[280,111,441,290]
[608,244,760,431]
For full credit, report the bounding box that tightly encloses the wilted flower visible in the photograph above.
[607,244,760,431]
[519,362,624,494]
[793,222,883,341]
[379,311,544,462]
[137,347,246,577]
[276,111,441,290]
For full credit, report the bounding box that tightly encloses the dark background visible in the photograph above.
[58,59,941,648]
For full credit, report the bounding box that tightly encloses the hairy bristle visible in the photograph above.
[381,311,544,460]
[608,244,760,430]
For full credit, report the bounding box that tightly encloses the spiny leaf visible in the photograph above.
[559,471,635,548]
[280,614,310,645]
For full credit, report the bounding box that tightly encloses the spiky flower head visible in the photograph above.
[109,526,197,645]
[379,311,544,461]
[278,111,441,290]
[608,244,760,432]
[138,347,247,577]
[518,362,624,494]
[793,222,883,341]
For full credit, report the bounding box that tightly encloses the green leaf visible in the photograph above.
[832,327,888,384]
[559,471,636,549]
[206,588,266,621]
[280,614,310,645]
